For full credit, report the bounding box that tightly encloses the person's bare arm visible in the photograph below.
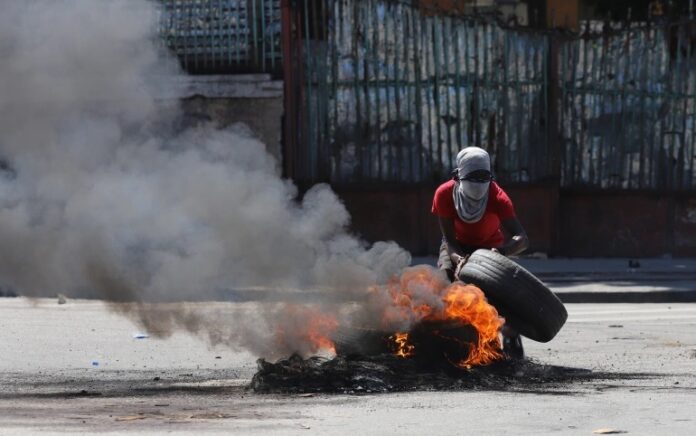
[438,217,468,264]
[497,217,529,256]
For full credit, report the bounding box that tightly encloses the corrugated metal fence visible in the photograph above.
[560,20,696,190]
[283,0,696,191]
[285,0,550,185]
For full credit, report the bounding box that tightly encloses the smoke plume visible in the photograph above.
[0,0,410,357]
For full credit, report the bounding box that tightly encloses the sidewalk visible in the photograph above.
[410,256,696,303]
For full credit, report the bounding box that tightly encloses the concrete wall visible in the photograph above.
[174,74,284,170]
[180,96,283,164]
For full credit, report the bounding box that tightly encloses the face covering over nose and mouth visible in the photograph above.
[453,147,491,223]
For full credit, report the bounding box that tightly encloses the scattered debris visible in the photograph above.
[189,412,233,419]
[71,390,102,397]
[115,415,146,422]
[57,294,67,305]
[593,428,627,434]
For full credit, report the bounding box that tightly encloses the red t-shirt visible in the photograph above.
[431,180,516,248]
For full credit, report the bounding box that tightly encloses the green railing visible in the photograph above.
[159,0,282,74]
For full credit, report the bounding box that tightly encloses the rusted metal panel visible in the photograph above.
[559,192,672,257]
[333,186,695,257]
[546,0,578,31]
[674,196,696,255]
[338,185,696,257]
[334,187,434,254]
[334,184,558,255]
[504,184,558,254]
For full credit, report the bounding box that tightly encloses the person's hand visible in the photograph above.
[453,254,470,279]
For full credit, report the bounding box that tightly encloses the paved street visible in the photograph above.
[1,297,695,435]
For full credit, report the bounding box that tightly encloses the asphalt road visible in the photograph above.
[1,298,695,435]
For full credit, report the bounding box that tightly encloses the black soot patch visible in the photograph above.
[250,354,660,395]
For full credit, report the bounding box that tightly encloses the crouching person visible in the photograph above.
[431,146,529,359]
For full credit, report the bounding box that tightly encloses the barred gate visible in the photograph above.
[159,0,282,74]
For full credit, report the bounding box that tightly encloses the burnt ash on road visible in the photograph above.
[251,354,661,395]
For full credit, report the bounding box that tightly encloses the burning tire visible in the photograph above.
[332,320,479,368]
[456,249,567,343]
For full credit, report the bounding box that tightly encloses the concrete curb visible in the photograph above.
[557,290,696,304]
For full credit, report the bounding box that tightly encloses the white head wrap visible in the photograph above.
[453,147,491,223]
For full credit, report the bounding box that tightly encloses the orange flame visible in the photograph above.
[379,266,505,367]
[442,283,504,367]
[275,305,337,356]
[306,313,338,355]
[390,332,415,358]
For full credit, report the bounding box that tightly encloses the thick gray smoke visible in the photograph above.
[0,0,410,357]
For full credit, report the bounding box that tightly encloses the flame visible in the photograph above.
[379,266,505,367]
[274,266,504,367]
[306,312,337,355]
[442,283,504,367]
[390,332,415,358]
[275,305,337,356]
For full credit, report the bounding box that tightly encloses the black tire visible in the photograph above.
[333,321,478,366]
[456,249,567,342]
[332,326,390,356]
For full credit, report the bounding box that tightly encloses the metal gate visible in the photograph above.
[559,20,696,190]
[282,0,696,191]
[283,0,550,186]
